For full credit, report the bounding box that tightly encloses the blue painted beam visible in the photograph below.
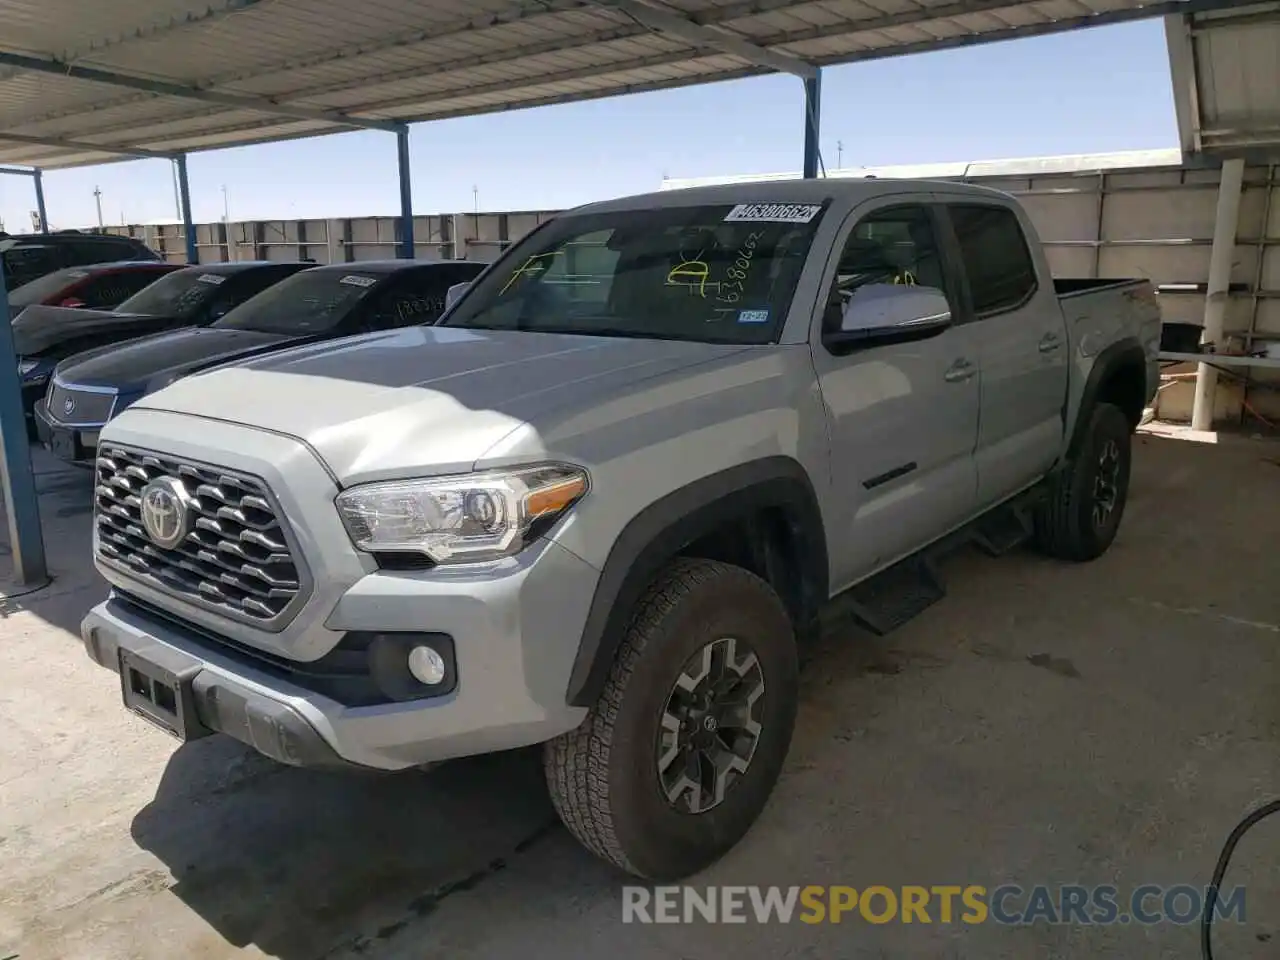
[175,154,197,264]
[33,169,48,234]
[803,70,822,180]
[0,256,48,587]
[397,126,415,259]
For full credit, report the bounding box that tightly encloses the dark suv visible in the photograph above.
[1,230,161,291]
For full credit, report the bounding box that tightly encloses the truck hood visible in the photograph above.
[132,326,751,482]
[55,326,295,393]
[12,304,174,357]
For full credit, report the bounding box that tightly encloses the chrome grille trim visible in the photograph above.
[94,444,310,630]
[47,379,116,427]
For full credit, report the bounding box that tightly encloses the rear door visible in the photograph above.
[938,200,1069,508]
[810,198,980,588]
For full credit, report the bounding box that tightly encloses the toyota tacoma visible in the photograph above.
[81,180,1161,880]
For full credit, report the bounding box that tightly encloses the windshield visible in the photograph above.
[9,267,91,309]
[211,269,381,335]
[440,202,827,343]
[116,269,217,318]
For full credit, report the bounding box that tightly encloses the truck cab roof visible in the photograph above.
[575,177,1016,215]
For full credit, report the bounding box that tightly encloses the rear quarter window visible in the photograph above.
[947,204,1038,316]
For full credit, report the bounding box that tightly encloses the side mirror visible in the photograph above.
[825,284,952,352]
[444,281,471,313]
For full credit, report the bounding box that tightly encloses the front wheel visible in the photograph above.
[544,558,798,880]
[1034,401,1132,561]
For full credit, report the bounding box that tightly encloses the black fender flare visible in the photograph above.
[565,456,828,707]
[1066,336,1146,460]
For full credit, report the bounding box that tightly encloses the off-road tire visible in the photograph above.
[1034,401,1132,562]
[544,557,798,880]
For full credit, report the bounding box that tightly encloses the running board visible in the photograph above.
[823,555,945,637]
[972,502,1036,557]
[820,487,1044,638]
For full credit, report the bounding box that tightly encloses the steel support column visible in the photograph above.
[396,126,415,259]
[32,169,48,233]
[0,255,48,588]
[175,154,198,264]
[803,70,822,180]
[1191,157,1245,431]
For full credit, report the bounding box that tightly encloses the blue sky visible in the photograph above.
[0,19,1178,230]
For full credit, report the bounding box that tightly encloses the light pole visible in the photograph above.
[221,185,234,260]
[93,186,104,228]
[837,140,844,169]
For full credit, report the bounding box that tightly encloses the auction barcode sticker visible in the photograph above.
[724,203,823,224]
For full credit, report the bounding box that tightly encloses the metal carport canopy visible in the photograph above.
[0,0,1260,591]
[0,0,1257,171]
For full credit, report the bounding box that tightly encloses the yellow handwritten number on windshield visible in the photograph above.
[893,270,917,286]
[666,260,711,298]
[500,251,562,295]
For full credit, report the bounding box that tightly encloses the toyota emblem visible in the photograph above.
[139,477,195,550]
[62,395,76,417]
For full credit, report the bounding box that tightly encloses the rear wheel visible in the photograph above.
[544,558,798,880]
[1034,401,1132,561]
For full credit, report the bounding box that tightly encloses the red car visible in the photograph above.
[7,260,181,319]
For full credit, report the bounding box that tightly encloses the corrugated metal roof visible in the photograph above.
[0,0,1250,169]
[1166,1,1280,155]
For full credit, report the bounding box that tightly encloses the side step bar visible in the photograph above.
[821,490,1040,637]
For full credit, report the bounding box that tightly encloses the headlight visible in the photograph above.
[335,464,588,564]
[17,358,38,377]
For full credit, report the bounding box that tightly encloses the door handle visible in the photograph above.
[944,359,976,383]
[1039,333,1063,353]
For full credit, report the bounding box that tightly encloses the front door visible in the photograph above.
[940,201,1069,507]
[810,200,981,591]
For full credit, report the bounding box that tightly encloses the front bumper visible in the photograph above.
[83,527,599,771]
[34,399,100,465]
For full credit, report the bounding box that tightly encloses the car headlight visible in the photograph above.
[17,358,38,377]
[335,464,588,564]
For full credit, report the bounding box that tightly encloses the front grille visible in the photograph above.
[94,444,306,627]
[47,381,115,425]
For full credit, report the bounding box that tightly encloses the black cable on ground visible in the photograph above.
[1202,798,1280,960]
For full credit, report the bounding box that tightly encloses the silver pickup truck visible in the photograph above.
[82,179,1160,880]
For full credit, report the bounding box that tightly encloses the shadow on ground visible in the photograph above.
[129,740,564,960]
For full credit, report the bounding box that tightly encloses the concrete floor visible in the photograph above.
[3,434,1280,960]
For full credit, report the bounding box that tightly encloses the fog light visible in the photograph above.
[407,645,447,686]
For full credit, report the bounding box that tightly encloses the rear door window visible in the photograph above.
[64,239,118,267]
[946,204,1038,316]
[2,244,61,289]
